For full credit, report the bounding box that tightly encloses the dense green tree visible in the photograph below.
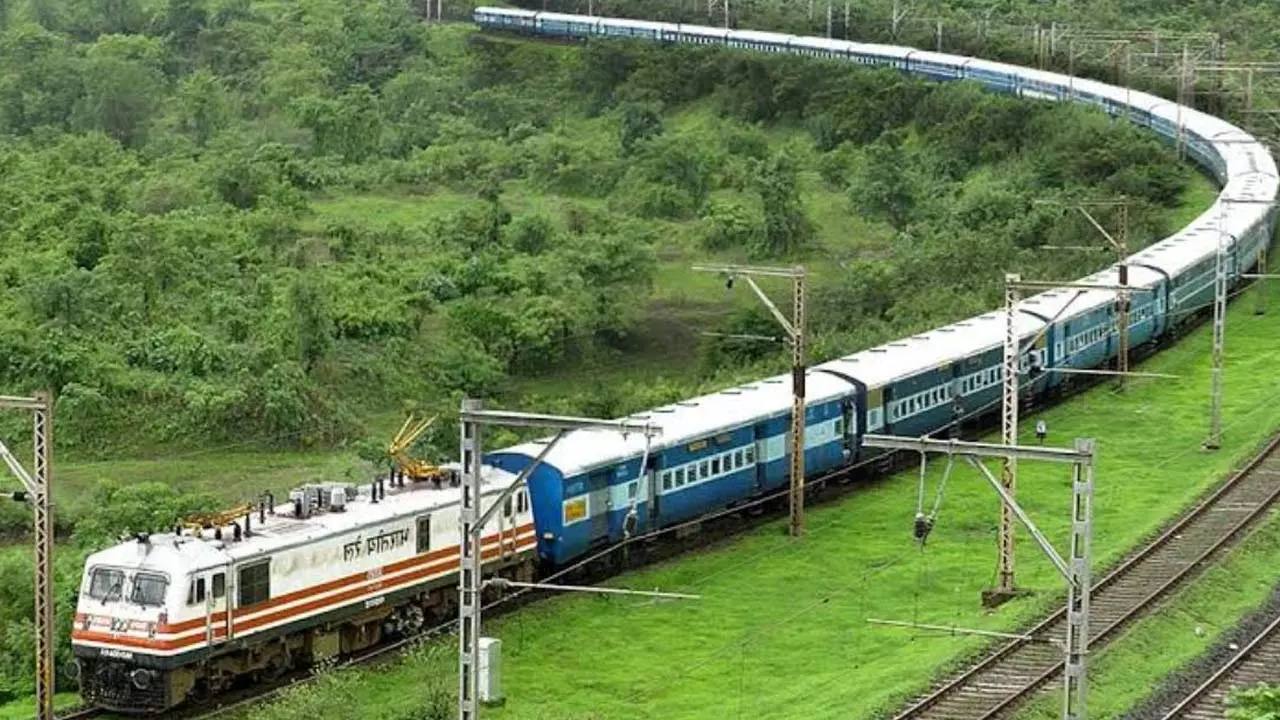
[753,149,813,257]
[618,100,663,156]
[699,197,766,252]
[290,270,333,373]
[173,69,230,146]
[849,138,914,230]
[0,25,83,133]
[73,35,165,146]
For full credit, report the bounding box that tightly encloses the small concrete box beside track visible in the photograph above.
[478,637,502,704]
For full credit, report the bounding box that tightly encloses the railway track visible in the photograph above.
[1156,611,1280,720]
[892,432,1280,720]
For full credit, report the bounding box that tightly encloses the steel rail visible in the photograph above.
[1157,610,1280,719]
[892,430,1280,720]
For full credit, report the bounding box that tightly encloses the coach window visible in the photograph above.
[212,573,225,601]
[238,561,270,608]
[503,496,513,518]
[735,449,745,467]
[745,446,755,464]
[662,471,673,490]
[417,516,431,554]
[711,457,721,475]
[187,577,206,606]
[699,460,710,479]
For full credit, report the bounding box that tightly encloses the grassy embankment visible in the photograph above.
[234,261,1280,720]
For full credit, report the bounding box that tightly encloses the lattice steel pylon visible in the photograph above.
[789,270,807,538]
[1063,438,1094,720]
[864,433,1096,720]
[994,274,1021,602]
[0,392,53,720]
[1206,203,1230,451]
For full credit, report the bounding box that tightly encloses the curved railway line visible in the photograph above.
[892,432,1280,720]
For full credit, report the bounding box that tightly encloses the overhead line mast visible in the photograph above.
[0,392,54,720]
[456,401,662,720]
[693,264,808,537]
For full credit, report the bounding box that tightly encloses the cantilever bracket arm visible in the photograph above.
[965,456,1076,587]
[690,264,803,341]
[740,275,797,340]
[0,396,47,411]
[458,408,661,438]
[0,440,37,497]
[1075,207,1123,252]
[477,430,566,529]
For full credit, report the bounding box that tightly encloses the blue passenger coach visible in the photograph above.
[488,373,860,565]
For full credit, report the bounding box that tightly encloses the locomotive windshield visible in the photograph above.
[130,572,169,607]
[86,568,124,602]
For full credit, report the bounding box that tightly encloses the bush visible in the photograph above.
[699,198,766,252]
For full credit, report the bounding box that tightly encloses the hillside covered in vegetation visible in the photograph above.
[0,0,1202,460]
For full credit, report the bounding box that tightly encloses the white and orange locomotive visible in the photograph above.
[73,470,535,712]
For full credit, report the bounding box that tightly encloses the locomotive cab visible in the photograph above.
[73,535,228,713]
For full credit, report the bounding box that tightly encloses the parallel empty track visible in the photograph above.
[1157,612,1280,720]
[893,433,1280,720]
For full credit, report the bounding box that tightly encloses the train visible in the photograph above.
[71,7,1277,713]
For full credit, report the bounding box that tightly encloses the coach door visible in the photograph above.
[204,567,229,647]
[587,468,611,539]
[753,423,767,491]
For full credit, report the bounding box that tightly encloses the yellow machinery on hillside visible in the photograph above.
[388,414,450,484]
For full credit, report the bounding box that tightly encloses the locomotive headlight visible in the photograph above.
[130,668,155,690]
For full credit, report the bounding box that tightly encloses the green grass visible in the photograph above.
[52,449,366,520]
[306,190,484,231]
[236,267,1280,720]
[1016,514,1280,720]
[0,693,83,720]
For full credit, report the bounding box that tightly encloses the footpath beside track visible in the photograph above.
[891,432,1280,720]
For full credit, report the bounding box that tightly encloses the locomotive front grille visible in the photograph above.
[79,659,168,713]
